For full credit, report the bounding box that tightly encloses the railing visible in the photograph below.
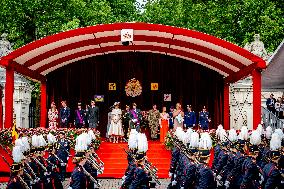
[261,106,284,130]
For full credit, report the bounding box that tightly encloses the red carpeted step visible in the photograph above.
[96,140,171,179]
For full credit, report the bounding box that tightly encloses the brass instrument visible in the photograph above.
[18,175,31,189]
[92,152,104,166]
[54,153,64,164]
[144,157,158,173]
[23,169,35,184]
[87,158,101,171]
[33,157,48,172]
[89,154,104,172]
[24,162,39,180]
[81,165,101,188]
[143,164,161,185]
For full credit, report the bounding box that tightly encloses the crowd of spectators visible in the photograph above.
[266,93,284,119]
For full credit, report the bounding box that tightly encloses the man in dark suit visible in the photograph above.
[60,100,70,128]
[266,94,276,114]
[87,100,99,129]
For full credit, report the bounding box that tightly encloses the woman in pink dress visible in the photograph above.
[48,102,58,129]
[159,106,169,143]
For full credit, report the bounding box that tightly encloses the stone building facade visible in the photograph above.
[0,34,32,128]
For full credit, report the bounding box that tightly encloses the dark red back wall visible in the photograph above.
[46,52,224,133]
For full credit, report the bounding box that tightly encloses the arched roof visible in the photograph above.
[0,22,266,82]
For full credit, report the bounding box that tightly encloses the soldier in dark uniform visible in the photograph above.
[122,150,137,189]
[69,152,87,189]
[178,149,197,189]
[262,133,282,188]
[168,146,180,189]
[196,149,216,189]
[122,105,131,139]
[74,102,86,129]
[84,146,99,189]
[168,106,174,130]
[36,146,51,189]
[121,130,138,189]
[47,145,63,189]
[60,100,71,128]
[240,131,263,189]
[129,153,151,189]
[184,105,196,129]
[224,140,247,189]
[56,131,70,181]
[199,106,210,130]
[7,163,25,189]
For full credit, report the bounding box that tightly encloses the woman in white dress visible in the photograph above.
[108,102,124,143]
[173,103,184,131]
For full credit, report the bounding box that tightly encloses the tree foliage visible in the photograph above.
[0,0,283,51]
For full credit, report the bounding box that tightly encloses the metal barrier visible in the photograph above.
[261,106,284,130]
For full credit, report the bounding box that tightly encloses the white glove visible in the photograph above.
[169,172,173,178]
[132,119,137,123]
[217,180,223,187]
[181,187,184,189]
[67,187,72,189]
[224,180,230,188]
[172,180,177,186]
[61,163,66,166]
[259,174,264,184]
[216,175,222,181]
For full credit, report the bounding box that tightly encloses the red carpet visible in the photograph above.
[0,141,171,182]
[96,140,171,178]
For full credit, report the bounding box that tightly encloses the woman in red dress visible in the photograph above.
[159,106,169,143]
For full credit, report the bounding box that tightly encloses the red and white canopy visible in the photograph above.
[0,22,265,82]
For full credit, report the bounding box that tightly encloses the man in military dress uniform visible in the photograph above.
[184,105,196,129]
[199,106,210,130]
[122,105,131,139]
[56,131,70,181]
[129,103,143,132]
[168,106,174,130]
[74,102,86,129]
